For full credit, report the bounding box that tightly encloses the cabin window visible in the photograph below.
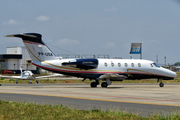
[131,63,134,67]
[138,63,141,67]
[111,63,114,67]
[104,63,107,67]
[125,63,128,67]
[118,63,121,67]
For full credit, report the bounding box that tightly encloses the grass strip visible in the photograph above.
[0,100,180,120]
[0,100,142,120]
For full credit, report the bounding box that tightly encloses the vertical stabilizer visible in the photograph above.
[20,66,23,76]
[5,33,57,62]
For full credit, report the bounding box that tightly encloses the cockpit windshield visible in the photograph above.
[151,63,160,68]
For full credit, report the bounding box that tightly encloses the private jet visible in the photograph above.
[5,33,177,87]
[0,67,62,84]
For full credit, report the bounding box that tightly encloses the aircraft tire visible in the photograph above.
[159,82,164,87]
[36,80,39,84]
[101,82,108,88]
[90,82,97,87]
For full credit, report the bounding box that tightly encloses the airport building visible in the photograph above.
[0,46,38,74]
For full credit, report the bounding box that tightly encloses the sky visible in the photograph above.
[0,0,180,65]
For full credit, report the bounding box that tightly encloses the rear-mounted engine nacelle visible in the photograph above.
[62,58,98,69]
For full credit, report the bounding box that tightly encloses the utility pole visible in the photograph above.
[164,56,166,66]
[156,55,158,64]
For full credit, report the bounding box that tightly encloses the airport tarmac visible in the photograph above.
[0,83,180,116]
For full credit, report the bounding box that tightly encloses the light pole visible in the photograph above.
[164,56,166,66]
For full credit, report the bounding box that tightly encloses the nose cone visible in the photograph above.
[162,68,177,80]
[170,71,177,78]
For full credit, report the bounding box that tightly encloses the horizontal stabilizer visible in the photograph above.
[5,33,37,38]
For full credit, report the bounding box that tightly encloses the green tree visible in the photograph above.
[174,62,180,66]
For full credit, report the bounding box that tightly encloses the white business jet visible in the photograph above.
[5,33,177,87]
[0,67,63,84]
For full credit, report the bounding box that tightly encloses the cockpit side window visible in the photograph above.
[152,63,160,68]
[150,64,153,67]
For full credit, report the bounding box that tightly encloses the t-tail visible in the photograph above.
[5,33,57,62]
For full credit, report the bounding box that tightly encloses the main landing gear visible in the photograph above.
[157,78,164,87]
[36,80,39,84]
[28,80,32,84]
[29,80,39,84]
[90,79,112,88]
[15,80,39,84]
[90,80,99,87]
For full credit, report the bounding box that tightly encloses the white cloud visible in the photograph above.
[3,19,18,25]
[57,38,80,45]
[102,42,116,49]
[35,16,50,21]
[105,7,117,12]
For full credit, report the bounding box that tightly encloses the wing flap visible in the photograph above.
[99,73,127,80]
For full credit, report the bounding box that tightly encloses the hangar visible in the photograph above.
[0,46,37,74]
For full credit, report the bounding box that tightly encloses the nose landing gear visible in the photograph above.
[158,79,164,87]
[159,82,164,87]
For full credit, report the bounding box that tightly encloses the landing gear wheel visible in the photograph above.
[159,82,164,87]
[29,80,32,84]
[101,82,108,88]
[36,80,39,84]
[91,82,97,87]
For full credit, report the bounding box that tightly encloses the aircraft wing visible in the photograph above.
[0,75,23,79]
[35,74,65,79]
[98,73,127,80]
